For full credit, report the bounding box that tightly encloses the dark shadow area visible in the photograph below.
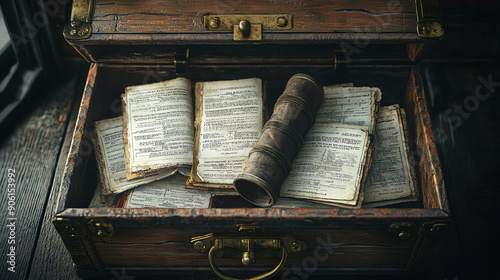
[421,0,500,279]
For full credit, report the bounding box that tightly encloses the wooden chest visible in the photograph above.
[54,0,450,278]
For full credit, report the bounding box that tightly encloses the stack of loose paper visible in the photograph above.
[92,116,212,208]
[93,117,174,195]
[280,84,418,208]
[92,77,264,205]
[92,78,417,209]
[362,105,418,207]
[280,85,381,208]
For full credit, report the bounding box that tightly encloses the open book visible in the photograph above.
[279,85,381,208]
[121,77,265,190]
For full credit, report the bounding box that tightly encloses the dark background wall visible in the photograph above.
[420,0,500,279]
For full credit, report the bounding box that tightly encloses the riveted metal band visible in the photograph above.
[249,143,291,175]
[263,120,304,149]
[275,94,315,127]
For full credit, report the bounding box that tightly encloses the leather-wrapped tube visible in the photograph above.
[233,74,324,207]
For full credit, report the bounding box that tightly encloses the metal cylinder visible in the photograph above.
[233,74,324,207]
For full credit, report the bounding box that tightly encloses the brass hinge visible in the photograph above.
[203,14,292,41]
[415,0,444,38]
[63,0,94,40]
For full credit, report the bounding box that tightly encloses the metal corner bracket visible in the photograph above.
[389,222,419,240]
[405,219,452,271]
[87,219,115,237]
[52,217,105,278]
[415,0,444,38]
[63,0,94,40]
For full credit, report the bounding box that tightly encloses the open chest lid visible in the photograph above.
[64,0,444,66]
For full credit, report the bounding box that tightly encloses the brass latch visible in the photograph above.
[415,0,444,38]
[203,14,292,41]
[64,0,94,40]
[192,233,305,280]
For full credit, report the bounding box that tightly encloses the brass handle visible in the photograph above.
[208,245,287,280]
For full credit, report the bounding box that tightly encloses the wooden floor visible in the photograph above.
[0,71,82,279]
[1,2,499,280]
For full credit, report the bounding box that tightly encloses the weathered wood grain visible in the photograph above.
[405,67,449,211]
[27,73,86,280]
[92,0,416,34]
[89,227,415,247]
[0,80,74,280]
[95,242,410,268]
[89,225,414,269]
[56,64,100,213]
[70,33,425,64]
[66,0,431,63]
[72,42,415,66]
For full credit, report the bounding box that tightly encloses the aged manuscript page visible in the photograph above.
[93,117,173,195]
[190,78,264,187]
[125,175,211,208]
[279,84,380,208]
[363,105,418,207]
[316,85,382,134]
[122,78,194,178]
[280,123,370,207]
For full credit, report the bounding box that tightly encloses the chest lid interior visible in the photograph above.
[64,0,444,65]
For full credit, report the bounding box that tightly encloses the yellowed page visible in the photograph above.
[122,78,194,175]
[363,105,418,207]
[317,85,382,135]
[280,123,369,207]
[125,175,211,208]
[192,78,263,184]
[94,117,174,195]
